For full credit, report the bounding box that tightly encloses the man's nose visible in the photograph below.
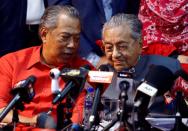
[67,37,75,48]
[112,46,121,58]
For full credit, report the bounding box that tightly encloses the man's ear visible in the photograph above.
[39,27,48,43]
[137,38,143,54]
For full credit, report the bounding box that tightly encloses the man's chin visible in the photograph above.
[114,66,124,72]
[114,64,130,72]
[58,59,72,66]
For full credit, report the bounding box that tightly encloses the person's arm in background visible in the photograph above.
[169,49,188,74]
[0,108,37,124]
[177,55,188,64]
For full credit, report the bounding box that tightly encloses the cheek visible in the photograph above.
[124,48,138,58]
[74,44,79,51]
[48,44,63,56]
[105,51,112,59]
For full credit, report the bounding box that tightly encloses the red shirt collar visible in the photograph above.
[26,46,42,69]
[26,46,82,69]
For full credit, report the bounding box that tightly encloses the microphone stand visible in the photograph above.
[56,103,64,130]
[0,99,25,131]
[0,94,21,122]
[135,107,150,131]
[12,108,19,131]
[102,89,129,131]
[102,111,120,131]
[89,86,102,130]
[56,97,72,130]
[171,91,188,131]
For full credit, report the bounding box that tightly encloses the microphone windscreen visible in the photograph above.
[145,65,175,95]
[28,75,36,83]
[119,80,130,91]
[98,64,109,71]
[36,112,56,129]
[81,64,91,70]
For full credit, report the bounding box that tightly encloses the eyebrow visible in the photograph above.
[59,32,80,36]
[104,40,129,45]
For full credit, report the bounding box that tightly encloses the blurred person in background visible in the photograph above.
[0,0,69,56]
[138,0,188,73]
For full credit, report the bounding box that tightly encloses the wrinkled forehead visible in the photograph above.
[103,25,133,42]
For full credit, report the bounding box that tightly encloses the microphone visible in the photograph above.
[36,112,57,129]
[117,71,134,104]
[118,72,133,121]
[133,65,175,131]
[0,75,36,122]
[101,72,133,131]
[119,80,130,96]
[134,65,175,109]
[50,68,61,94]
[88,65,114,129]
[52,65,90,104]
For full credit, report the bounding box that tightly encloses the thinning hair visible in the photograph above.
[102,13,142,40]
[39,5,80,31]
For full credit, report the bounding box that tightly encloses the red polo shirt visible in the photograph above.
[0,46,94,128]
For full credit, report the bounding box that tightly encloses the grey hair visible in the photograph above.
[102,13,142,40]
[39,5,80,31]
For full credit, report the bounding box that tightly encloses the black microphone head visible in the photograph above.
[81,64,92,70]
[11,75,36,103]
[119,80,130,91]
[36,112,56,129]
[58,65,90,102]
[28,75,36,83]
[145,65,175,95]
[61,65,90,80]
[98,64,109,71]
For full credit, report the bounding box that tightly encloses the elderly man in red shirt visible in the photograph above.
[0,5,94,130]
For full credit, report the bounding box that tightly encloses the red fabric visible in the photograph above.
[15,124,56,131]
[0,46,94,129]
[181,63,188,74]
[139,0,188,54]
[142,42,177,56]
[96,39,104,51]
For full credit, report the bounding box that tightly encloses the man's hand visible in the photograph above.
[0,108,37,125]
[178,55,188,63]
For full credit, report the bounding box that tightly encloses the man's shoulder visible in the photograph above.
[143,55,181,72]
[145,54,179,63]
[0,46,40,63]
